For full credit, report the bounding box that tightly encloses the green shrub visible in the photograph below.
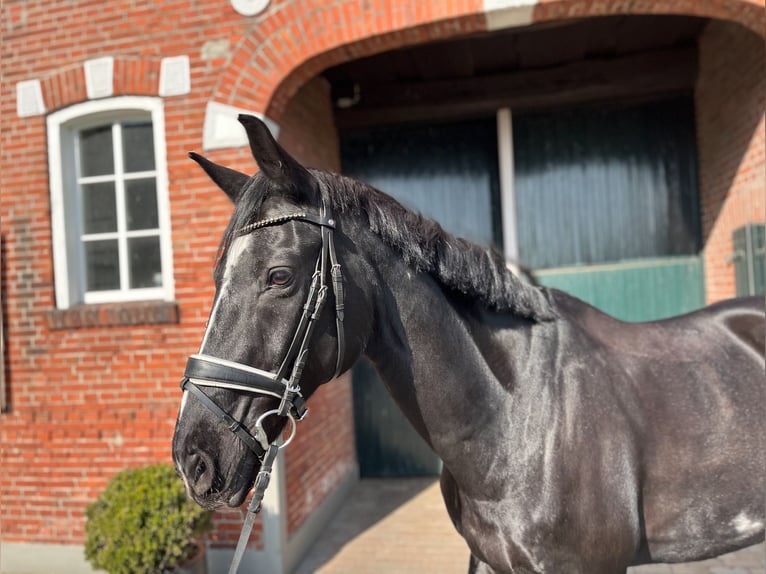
[85,463,213,574]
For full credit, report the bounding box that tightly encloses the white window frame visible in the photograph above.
[47,96,175,309]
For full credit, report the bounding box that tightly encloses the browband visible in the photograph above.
[236,212,335,236]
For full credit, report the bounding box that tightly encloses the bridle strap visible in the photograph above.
[183,354,307,418]
[328,228,345,378]
[227,443,279,574]
[238,207,345,383]
[235,212,333,235]
[181,378,267,458]
[181,204,346,574]
[181,207,341,453]
[275,257,324,382]
[185,355,288,396]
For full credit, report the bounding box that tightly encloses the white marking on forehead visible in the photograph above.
[732,512,764,536]
[223,235,251,281]
[198,235,251,353]
[179,236,251,424]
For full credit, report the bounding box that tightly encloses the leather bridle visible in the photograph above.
[178,203,344,574]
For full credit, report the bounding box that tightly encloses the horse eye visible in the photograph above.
[268,268,292,286]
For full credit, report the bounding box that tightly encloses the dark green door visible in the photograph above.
[341,119,501,476]
[513,97,705,321]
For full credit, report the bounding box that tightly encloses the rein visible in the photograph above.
[179,203,344,574]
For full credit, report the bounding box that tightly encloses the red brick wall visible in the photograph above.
[0,0,255,547]
[1,0,358,551]
[278,77,342,173]
[695,20,766,302]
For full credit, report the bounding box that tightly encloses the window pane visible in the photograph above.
[125,178,159,230]
[122,122,155,173]
[80,125,115,177]
[85,240,120,291]
[128,236,162,288]
[81,181,117,234]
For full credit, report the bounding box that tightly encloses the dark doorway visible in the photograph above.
[341,118,500,476]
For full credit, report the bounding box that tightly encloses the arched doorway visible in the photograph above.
[315,12,756,475]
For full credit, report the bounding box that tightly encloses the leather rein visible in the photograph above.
[179,203,345,574]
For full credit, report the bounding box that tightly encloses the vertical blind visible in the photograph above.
[341,119,501,248]
[513,97,701,269]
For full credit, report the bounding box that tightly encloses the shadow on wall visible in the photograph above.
[696,20,765,246]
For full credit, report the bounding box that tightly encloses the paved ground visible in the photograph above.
[295,478,764,574]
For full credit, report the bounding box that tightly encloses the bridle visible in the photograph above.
[179,202,344,574]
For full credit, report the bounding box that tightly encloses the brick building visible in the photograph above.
[1,0,763,572]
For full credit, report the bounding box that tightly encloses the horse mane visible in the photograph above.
[312,170,555,322]
[215,169,555,321]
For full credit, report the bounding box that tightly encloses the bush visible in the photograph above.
[85,464,213,574]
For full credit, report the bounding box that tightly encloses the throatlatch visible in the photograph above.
[179,203,345,574]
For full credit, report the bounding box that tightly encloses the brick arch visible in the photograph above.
[531,0,764,35]
[213,0,763,125]
[38,57,161,113]
[212,0,486,121]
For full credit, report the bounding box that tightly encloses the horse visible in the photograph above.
[172,115,765,574]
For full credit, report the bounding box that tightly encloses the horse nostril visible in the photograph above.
[194,460,206,484]
[185,451,215,498]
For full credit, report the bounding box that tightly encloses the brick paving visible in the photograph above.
[295,478,764,574]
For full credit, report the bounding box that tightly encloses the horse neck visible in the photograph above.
[361,249,546,488]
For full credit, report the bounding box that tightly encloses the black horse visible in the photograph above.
[172,116,765,573]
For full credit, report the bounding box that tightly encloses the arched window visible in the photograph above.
[47,97,174,308]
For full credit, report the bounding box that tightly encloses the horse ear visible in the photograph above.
[237,115,318,202]
[188,152,249,203]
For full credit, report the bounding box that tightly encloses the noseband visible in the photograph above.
[179,203,345,574]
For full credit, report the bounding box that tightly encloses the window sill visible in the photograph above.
[47,300,179,330]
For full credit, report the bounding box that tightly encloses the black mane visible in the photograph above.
[218,169,555,322]
[317,171,554,321]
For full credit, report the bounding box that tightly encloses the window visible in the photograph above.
[48,97,174,308]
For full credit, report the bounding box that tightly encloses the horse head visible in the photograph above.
[172,115,373,509]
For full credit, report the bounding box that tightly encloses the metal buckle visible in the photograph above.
[294,406,309,421]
